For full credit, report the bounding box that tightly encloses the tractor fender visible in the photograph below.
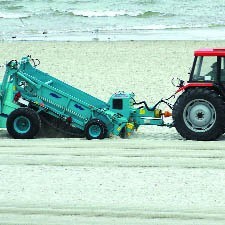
[176,82,213,93]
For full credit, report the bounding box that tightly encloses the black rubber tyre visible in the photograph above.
[173,88,225,141]
[7,107,41,139]
[85,119,106,140]
[119,127,127,139]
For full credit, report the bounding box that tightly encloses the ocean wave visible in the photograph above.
[208,23,225,28]
[130,23,225,31]
[97,24,217,31]
[67,10,166,18]
[5,5,24,10]
[130,25,185,30]
[0,0,14,5]
[0,12,30,19]
[137,11,163,18]
[69,10,140,17]
[67,0,92,4]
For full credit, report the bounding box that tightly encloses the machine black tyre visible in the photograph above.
[173,88,225,141]
[7,107,41,139]
[85,119,106,140]
[120,127,127,139]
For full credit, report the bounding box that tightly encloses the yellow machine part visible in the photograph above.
[126,123,134,130]
[154,109,162,118]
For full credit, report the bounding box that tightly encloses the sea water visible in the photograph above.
[0,0,225,41]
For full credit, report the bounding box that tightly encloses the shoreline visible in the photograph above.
[2,27,225,42]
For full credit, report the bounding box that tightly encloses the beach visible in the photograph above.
[0,40,224,102]
[0,40,225,224]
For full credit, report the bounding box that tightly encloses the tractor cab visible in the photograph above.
[189,48,225,83]
[173,48,225,141]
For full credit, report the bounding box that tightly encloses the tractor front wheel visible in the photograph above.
[173,88,225,140]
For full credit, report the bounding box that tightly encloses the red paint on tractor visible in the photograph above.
[194,48,225,56]
[176,83,213,93]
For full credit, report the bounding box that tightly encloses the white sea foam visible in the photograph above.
[131,24,210,30]
[0,12,30,19]
[70,10,142,17]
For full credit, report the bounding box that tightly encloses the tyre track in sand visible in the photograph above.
[0,132,225,224]
[0,138,224,169]
[0,206,225,225]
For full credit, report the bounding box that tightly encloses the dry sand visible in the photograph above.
[0,40,225,224]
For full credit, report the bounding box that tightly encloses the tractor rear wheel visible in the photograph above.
[173,88,225,140]
[7,107,41,139]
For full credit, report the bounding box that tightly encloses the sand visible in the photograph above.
[0,40,225,224]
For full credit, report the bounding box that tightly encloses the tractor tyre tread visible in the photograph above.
[173,88,225,141]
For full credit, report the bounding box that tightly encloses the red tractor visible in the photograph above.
[173,48,225,141]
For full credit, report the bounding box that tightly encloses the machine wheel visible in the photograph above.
[85,119,106,140]
[120,127,127,139]
[173,88,225,141]
[7,107,41,139]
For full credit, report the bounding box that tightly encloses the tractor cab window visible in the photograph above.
[192,56,217,82]
[220,57,225,81]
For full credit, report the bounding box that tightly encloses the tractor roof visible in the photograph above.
[194,48,225,56]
